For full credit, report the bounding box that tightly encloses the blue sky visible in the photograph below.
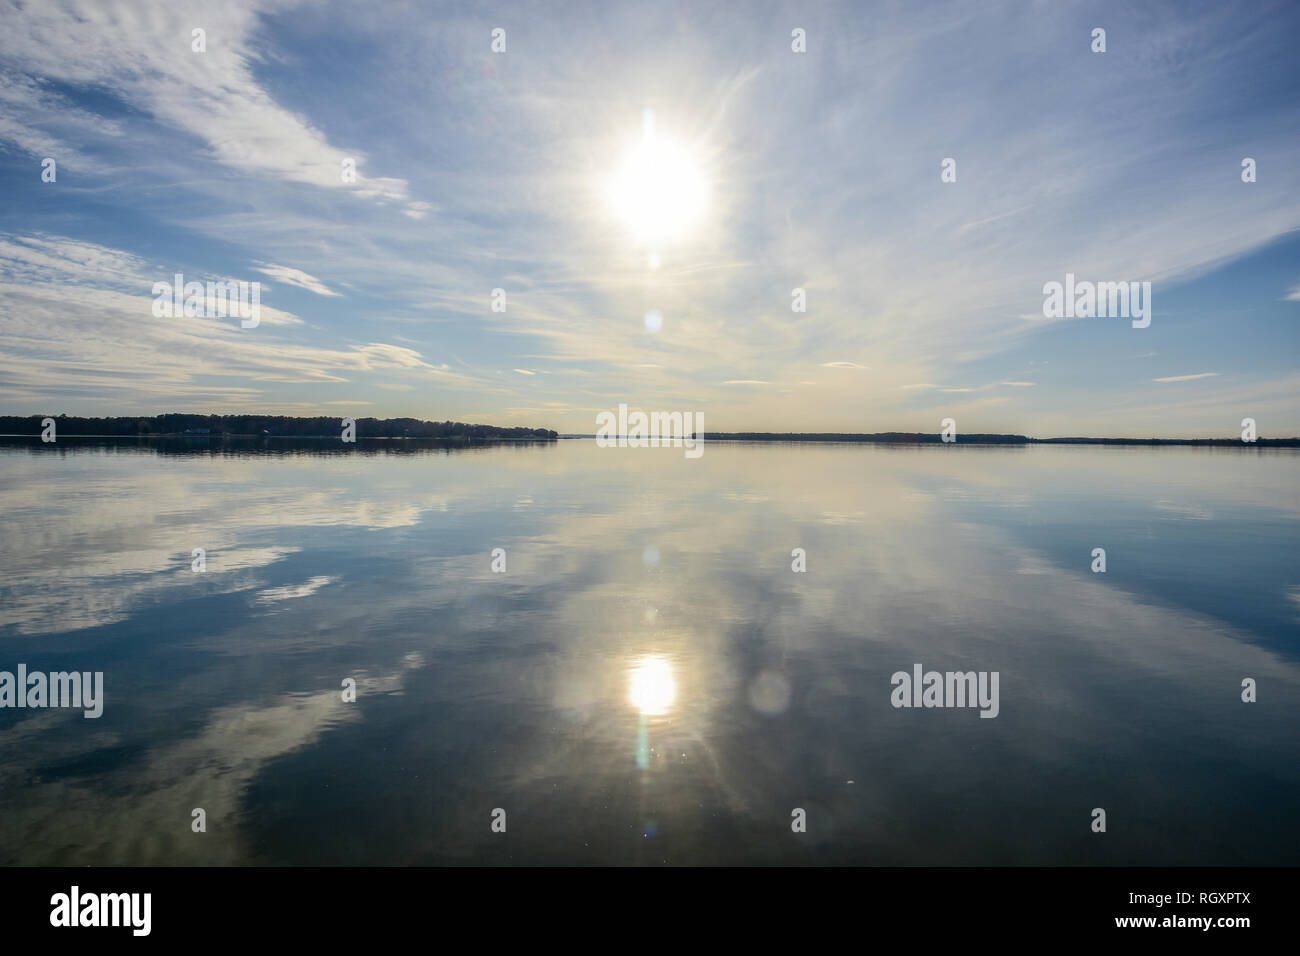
[0,0,1296,437]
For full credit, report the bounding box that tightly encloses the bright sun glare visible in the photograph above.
[607,114,708,244]
[628,655,677,716]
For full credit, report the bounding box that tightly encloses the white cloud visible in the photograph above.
[0,0,409,201]
[0,234,484,409]
[404,201,434,220]
[0,234,153,289]
[253,264,341,297]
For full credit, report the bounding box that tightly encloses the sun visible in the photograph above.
[606,118,709,244]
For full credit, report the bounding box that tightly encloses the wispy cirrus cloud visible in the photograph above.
[254,264,341,298]
[0,233,481,410]
[0,0,419,211]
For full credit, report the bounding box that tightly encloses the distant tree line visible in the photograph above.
[1031,436,1299,446]
[705,432,1031,443]
[0,414,557,440]
[684,432,1299,446]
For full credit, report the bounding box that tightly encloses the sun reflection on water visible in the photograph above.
[628,655,676,716]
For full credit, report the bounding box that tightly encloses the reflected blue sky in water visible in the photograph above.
[0,440,1296,864]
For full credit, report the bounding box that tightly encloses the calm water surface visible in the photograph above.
[1,439,1296,864]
